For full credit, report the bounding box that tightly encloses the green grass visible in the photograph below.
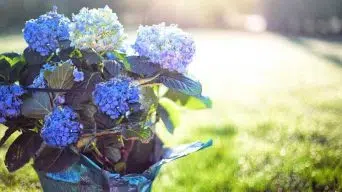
[2,31,342,191]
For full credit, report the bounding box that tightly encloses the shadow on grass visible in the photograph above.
[283,34,342,67]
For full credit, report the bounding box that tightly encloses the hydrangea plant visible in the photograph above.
[0,6,212,190]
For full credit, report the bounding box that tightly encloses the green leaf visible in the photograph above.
[0,128,18,147]
[158,72,202,96]
[0,53,25,83]
[157,98,180,134]
[22,92,52,119]
[5,132,42,172]
[113,51,131,71]
[69,49,83,59]
[164,90,212,109]
[186,95,212,109]
[46,63,74,90]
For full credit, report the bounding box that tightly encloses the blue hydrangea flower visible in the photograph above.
[73,68,84,82]
[23,8,70,56]
[41,106,83,148]
[92,77,140,119]
[69,6,126,52]
[133,23,196,73]
[0,85,25,123]
[30,63,56,88]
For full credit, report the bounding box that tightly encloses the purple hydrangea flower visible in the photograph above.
[0,85,25,123]
[41,106,83,148]
[23,8,70,56]
[92,77,140,120]
[73,68,84,82]
[133,23,196,73]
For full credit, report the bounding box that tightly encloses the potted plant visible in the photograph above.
[0,6,212,191]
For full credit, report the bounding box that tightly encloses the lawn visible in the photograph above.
[1,30,342,191]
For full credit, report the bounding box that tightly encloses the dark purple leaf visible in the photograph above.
[34,147,80,173]
[126,56,162,77]
[5,132,42,172]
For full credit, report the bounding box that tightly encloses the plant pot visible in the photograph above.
[36,140,212,192]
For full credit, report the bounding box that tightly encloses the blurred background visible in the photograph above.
[1,0,342,191]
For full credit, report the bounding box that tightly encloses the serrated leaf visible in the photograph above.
[22,92,52,119]
[34,147,80,173]
[103,60,122,79]
[158,98,180,134]
[46,63,74,90]
[5,132,42,172]
[158,72,202,96]
[126,56,161,77]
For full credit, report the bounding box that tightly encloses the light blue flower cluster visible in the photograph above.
[0,85,25,123]
[41,106,83,148]
[30,63,56,88]
[69,6,126,52]
[133,23,196,73]
[92,77,140,120]
[23,9,70,56]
